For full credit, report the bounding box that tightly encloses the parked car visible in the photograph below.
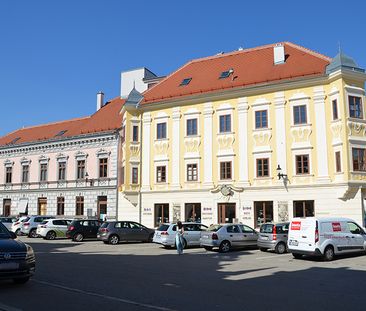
[288,217,366,261]
[37,219,73,240]
[11,216,29,235]
[66,219,101,242]
[0,217,17,231]
[97,221,155,245]
[153,222,208,248]
[20,215,54,238]
[0,221,35,284]
[257,222,289,254]
[200,223,258,253]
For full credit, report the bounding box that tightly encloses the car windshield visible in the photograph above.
[207,225,222,232]
[0,223,11,239]
[157,224,169,231]
[260,224,274,233]
[100,222,109,228]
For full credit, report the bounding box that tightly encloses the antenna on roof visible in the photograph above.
[338,41,342,54]
[238,46,244,51]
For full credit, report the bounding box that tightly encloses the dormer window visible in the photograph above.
[219,69,234,79]
[8,137,20,145]
[180,78,192,86]
[55,130,67,137]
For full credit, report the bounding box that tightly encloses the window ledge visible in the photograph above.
[217,132,235,136]
[253,127,272,132]
[291,123,312,128]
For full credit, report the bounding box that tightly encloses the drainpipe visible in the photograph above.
[115,131,120,221]
[138,112,143,224]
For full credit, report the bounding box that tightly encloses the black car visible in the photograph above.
[66,219,101,242]
[97,221,155,245]
[0,221,35,284]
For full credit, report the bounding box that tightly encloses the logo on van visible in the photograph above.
[332,222,341,232]
[291,221,301,230]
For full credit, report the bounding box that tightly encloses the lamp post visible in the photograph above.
[276,165,288,181]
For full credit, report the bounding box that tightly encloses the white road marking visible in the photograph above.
[32,279,176,311]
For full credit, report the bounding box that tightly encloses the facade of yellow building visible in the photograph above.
[118,42,366,229]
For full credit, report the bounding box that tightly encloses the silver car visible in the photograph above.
[257,222,289,254]
[11,216,29,235]
[200,223,258,253]
[20,215,54,238]
[0,217,16,231]
[153,222,208,248]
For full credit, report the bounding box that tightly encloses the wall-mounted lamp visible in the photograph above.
[276,165,288,181]
[85,172,94,186]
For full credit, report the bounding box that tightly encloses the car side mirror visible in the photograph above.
[9,231,16,239]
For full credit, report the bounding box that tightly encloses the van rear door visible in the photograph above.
[288,218,316,252]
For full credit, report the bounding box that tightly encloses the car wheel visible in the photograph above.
[292,253,302,259]
[28,229,38,238]
[73,233,84,242]
[219,240,231,253]
[204,246,213,251]
[46,231,56,240]
[13,277,30,284]
[259,247,267,252]
[108,235,119,245]
[323,246,335,261]
[147,233,154,243]
[275,242,287,254]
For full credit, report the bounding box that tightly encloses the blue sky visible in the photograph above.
[0,0,365,137]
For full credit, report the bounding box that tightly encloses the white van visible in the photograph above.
[288,217,366,261]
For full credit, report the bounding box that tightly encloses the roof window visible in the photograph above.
[8,137,20,145]
[179,78,192,86]
[55,130,67,137]
[219,69,234,79]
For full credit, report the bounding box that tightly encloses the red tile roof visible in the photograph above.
[0,97,125,147]
[142,42,331,104]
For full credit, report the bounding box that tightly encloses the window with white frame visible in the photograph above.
[295,154,309,175]
[187,163,198,181]
[293,105,307,125]
[40,163,48,182]
[255,110,268,129]
[77,160,86,179]
[186,118,198,136]
[349,96,363,119]
[99,158,108,178]
[5,166,12,184]
[156,166,166,183]
[352,148,366,171]
[22,165,29,183]
[157,122,167,139]
[256,158,269,177]
[219,114,231,133]
[58,162,66,181]
[220,161,232,180]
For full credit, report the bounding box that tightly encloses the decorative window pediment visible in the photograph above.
[56,153,69,162]
[75,151,88,160]
[38,155,50,164]
[20,157,31,166]
[96,149,111,159]
[4,159,14,167]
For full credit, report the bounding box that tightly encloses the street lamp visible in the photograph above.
[85,172,94,186]
[276,165,288,181]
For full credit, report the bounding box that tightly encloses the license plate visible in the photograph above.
[289,240,298,246]
[260,235,269,240]
[202,235,208,239]
[0,263,19,271]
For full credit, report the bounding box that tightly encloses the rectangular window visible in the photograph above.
[349,96,363,119]
[58,162,66,181]
[187,164,198,181]
[186,118,198,136]
[57,197,65,215]
[294,200,314,217]
[296,155,309,175]
[156,166,166,183]
[293,105,307,125]
[76,196,84,216]
[255,110,268,129]
[335,151,341,173]
[132,125,139,142]
[40,164,48,182]
[157,122,167,139]
[254,201,273,228]
[99,158,108,178]
[77,160,85,179]
[154,203,169,227]
[132,167,138,184]
[22,165,29,183]
[220,161,232,180]
[352,148,366,171]
[219,115,231,133]
[332,99,338,120]
[256,158,269,177]
[5,167,12,184]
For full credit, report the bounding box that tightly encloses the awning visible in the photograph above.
[17,199,28,214]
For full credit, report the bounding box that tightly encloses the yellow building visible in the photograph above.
[118,42,366,229]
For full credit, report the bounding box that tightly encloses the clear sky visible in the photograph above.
[0,0,365,137]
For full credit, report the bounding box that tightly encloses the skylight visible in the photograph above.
[8,137,20,145]
[55,130,67,137]
[219,68,234,79]
[179,78,192,86]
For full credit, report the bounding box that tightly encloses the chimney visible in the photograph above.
[274,43,285,65]
[96,91,104,111]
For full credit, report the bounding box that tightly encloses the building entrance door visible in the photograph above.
[38,198,47,215]
[97,196,107,221]
[3,199,11,216]
[218,203,236,223]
